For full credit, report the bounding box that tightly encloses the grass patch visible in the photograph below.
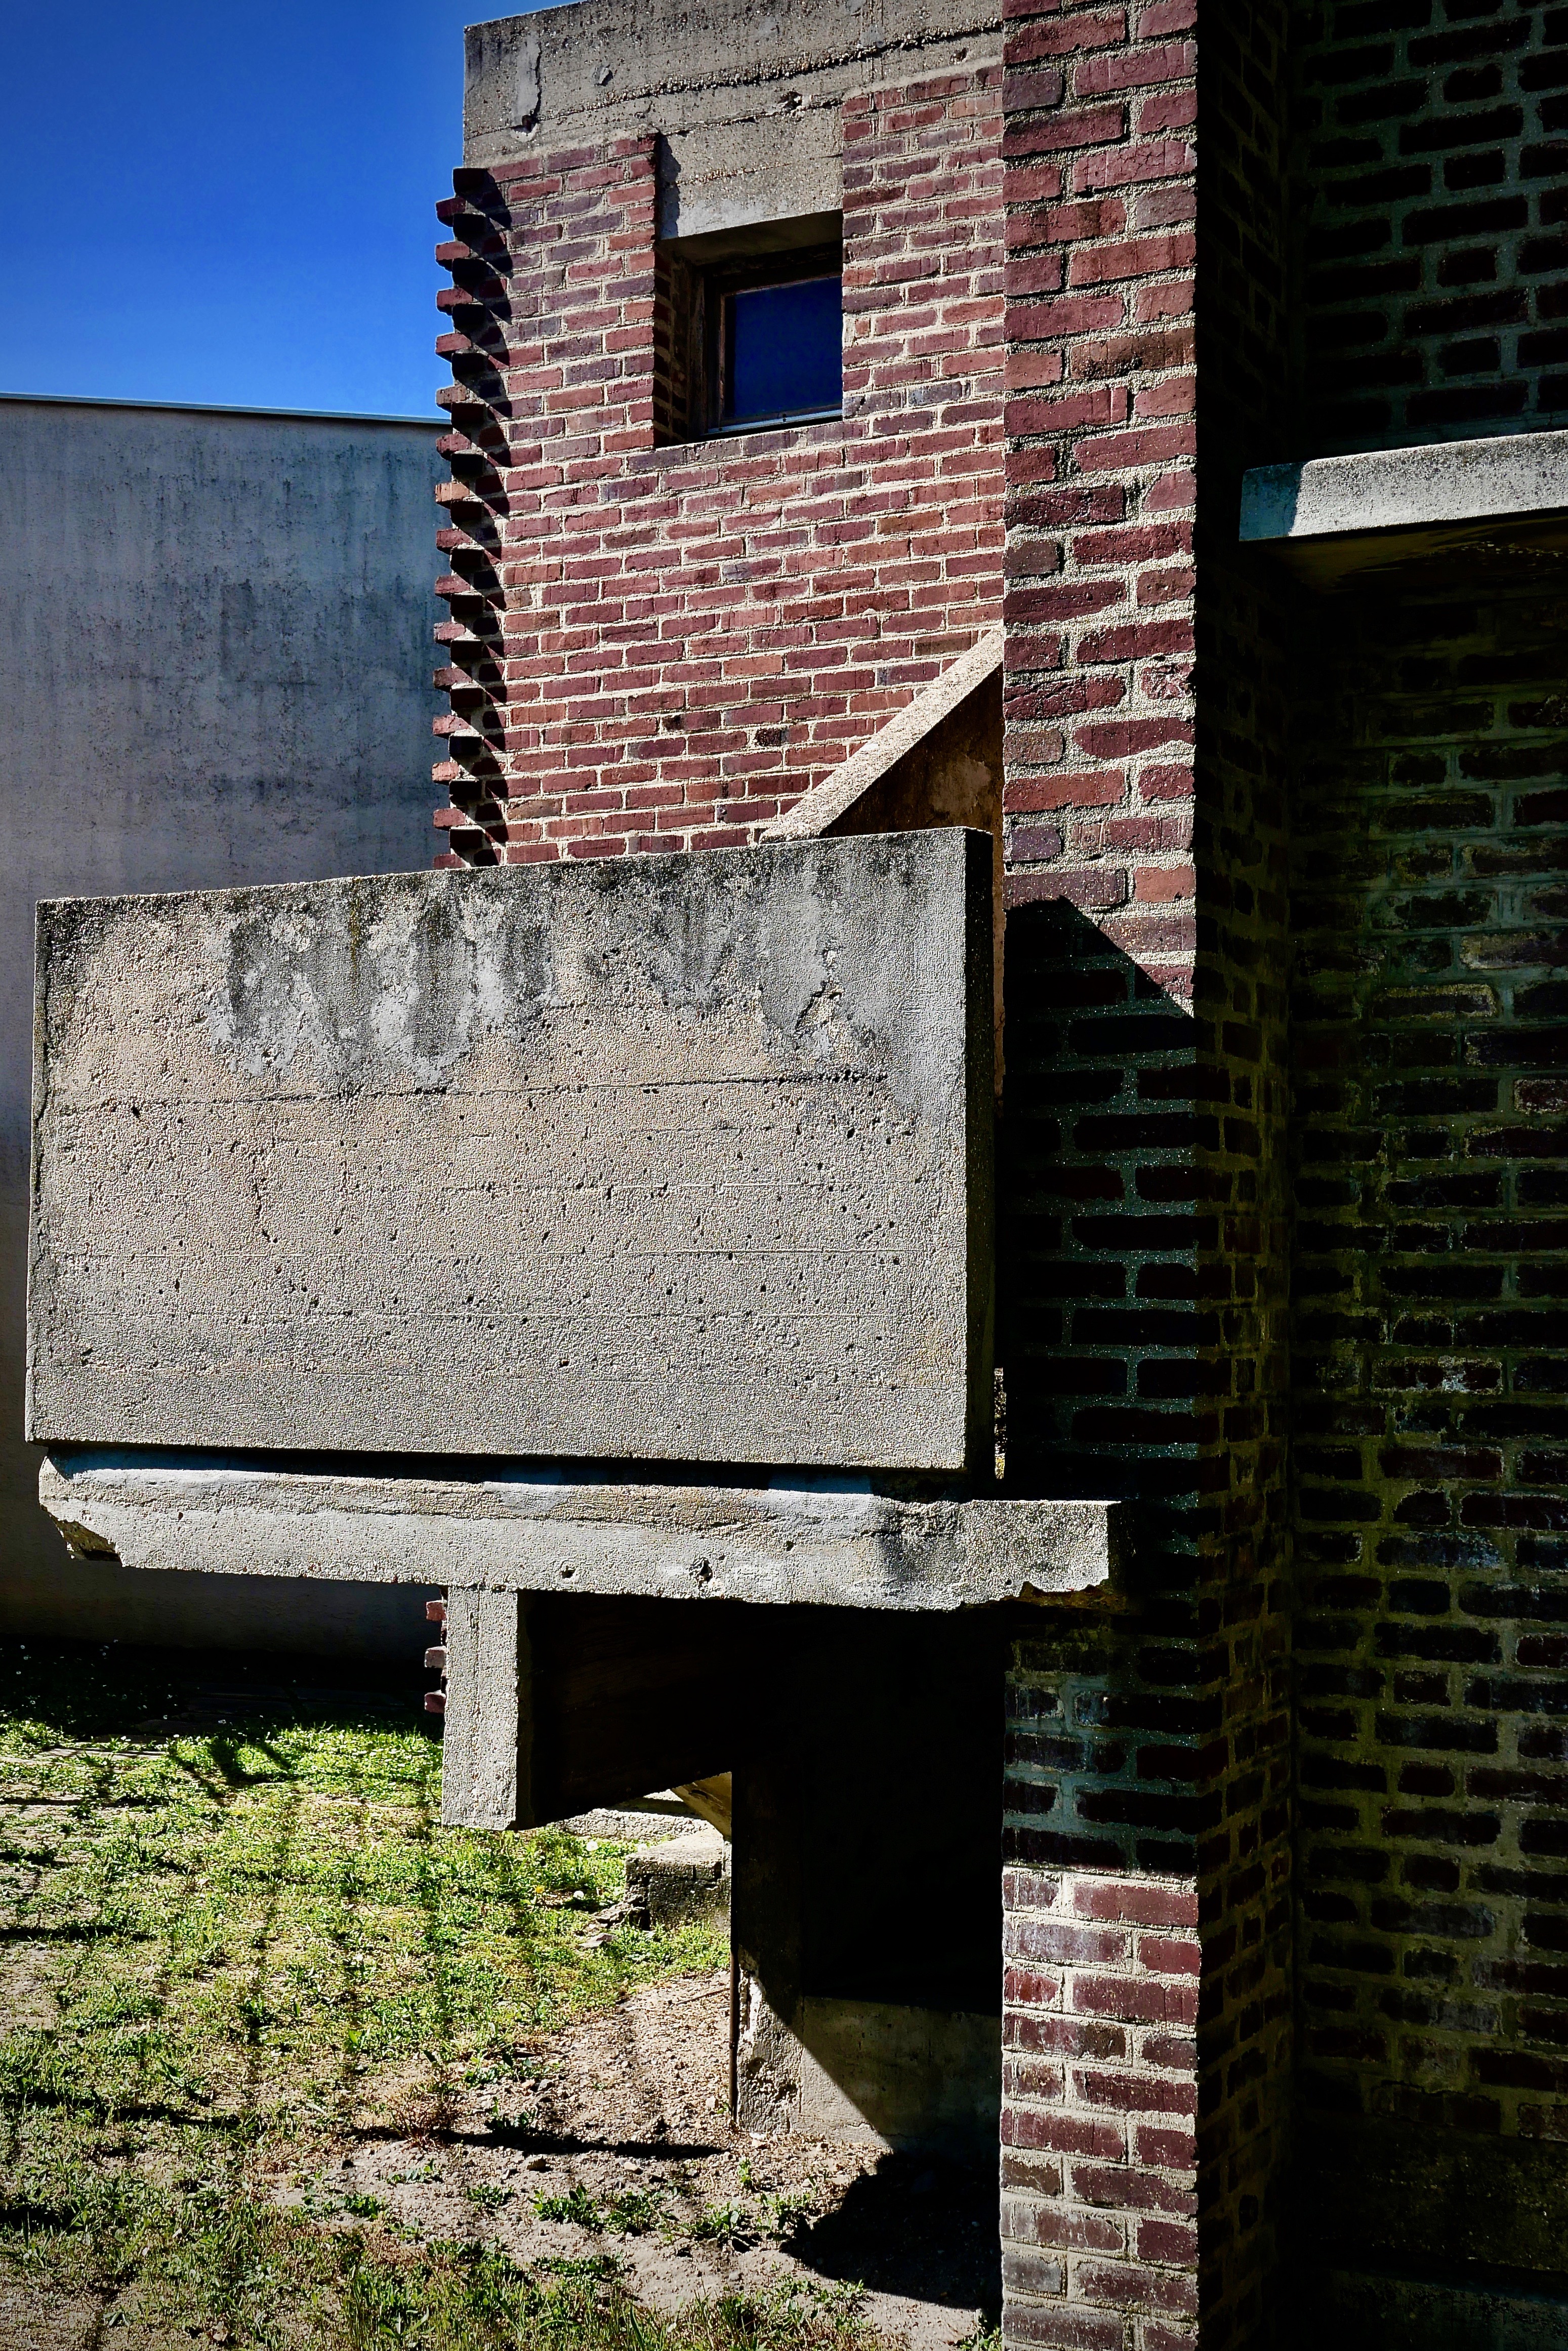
[0,1641,857,2348]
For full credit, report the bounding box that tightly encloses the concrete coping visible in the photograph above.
[1240,429,1568,545]
[39,1451,1118,1614]
[762,625,1002,842]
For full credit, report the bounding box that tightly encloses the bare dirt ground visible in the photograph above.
[0,2283,101,2351]
[293,1968,1001,2350]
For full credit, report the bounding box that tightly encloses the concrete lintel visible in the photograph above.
[38,1453,1116,1613]
[463,0,1002,206]
[763,626,1003,843]
[1241,429,1568,575]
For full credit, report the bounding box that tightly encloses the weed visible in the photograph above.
[465,2182,514,2212]
[604,2186,667,2236]
[534,2182,608,2231]
[691,2200,754,2250]
[760,2187,817,2241]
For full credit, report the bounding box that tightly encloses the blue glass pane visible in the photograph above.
[727,276,842,421]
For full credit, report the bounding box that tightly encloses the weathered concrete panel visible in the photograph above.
[30,831,993,1470]
[736,1990,1000,2154]
[0,393,444,1647]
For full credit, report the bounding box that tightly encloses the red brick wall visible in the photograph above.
[1294,0,1568,453]
[999,0,1198,1000]
[1002,1862,1201,2348]
[430,68,1005,867]
[998,3,1293,2344]
[432,3,1568,2331]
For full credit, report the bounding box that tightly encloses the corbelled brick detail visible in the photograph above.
[431,69,1005,866]
[1294,0,1568,452]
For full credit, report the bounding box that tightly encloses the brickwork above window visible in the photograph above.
[430,70,1004,867]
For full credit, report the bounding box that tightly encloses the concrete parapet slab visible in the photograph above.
[37,1454,1116,1614]
[29,832,994,1476]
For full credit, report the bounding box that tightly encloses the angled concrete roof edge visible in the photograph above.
[1240,427,1568,544]
[763,624,1003,842]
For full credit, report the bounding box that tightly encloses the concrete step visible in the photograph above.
[624,1825,731,1930]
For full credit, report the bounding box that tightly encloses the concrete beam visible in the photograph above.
[1240,430,1568,588]
[1240,429,1568,543]
[463,0,1002,237]
[38,1453,1118,1614]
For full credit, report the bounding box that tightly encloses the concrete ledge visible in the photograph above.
[1240,430,1568,545]
[39,1452,1117,1613]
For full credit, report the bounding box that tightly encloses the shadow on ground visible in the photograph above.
[791,2150,1001,2322]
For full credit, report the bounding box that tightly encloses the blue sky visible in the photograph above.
[0,1,543,420]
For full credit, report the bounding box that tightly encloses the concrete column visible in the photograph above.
[441,1587,529,1830]
[731,1609,1007,2158]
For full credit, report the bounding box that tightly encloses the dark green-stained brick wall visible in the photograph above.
[1291,561,1568,2289]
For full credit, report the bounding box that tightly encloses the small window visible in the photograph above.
[718,271,842,432]
[653,219,843,445]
